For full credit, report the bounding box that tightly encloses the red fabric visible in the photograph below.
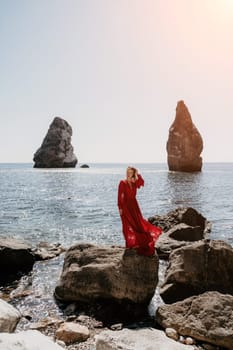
[118,174,162,256]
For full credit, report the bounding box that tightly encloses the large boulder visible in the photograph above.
[33,117,78,168]
[154,224,207,259]
[166,100,203,172]
[0,238,35,284]
[0,330,64,350]
[160,240,233,303]
[148,207,211,259]
[149,207,210,234]
[0,299,21,332]
[156,291,233,350]
[96,328,195,350]
[55,243,159,322]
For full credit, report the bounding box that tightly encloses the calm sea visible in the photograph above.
[1,162,233,326]
[1,162,233,246]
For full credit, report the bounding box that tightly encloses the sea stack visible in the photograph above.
[33,117,78,168]
[166,101,203,172]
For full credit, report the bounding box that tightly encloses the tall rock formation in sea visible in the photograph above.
[33,117,78,168]
[166,101,203,172]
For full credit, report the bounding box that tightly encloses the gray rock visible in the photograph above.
[0,330,64,350]
[148,207,211,259]
[0,299,21,332]
[33,117,78,168]
[149,207,210,234]
[166,100,203,172]
[155,224,207,259]
[165,327,179,341]
[55,243,158,309]
[0,237,35,284]
[55,322,90,344]
[156,291,233,350]
[160,240,233,303]
[96,328,196,350]
[168,223,204,241]
[33,242,66,260]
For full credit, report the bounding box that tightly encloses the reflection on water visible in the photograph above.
[166,171,204,210]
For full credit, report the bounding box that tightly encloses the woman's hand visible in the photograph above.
[119,208,123,216]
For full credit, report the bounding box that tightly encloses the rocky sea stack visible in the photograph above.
[33,117,78,168]
[167,101,203,172]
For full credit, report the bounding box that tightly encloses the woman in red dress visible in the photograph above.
[118,167,162,256]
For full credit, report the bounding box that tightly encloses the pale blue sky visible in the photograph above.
[1,0,233,163]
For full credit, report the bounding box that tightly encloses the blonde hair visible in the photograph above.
[127,166,136,176]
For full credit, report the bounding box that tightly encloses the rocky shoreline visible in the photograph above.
[1,207,232,350]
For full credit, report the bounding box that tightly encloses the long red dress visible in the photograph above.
[118,174,162,256]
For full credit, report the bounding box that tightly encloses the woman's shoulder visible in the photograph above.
[119,179,127,187]
[119,179,127,184]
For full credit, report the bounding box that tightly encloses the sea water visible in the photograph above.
[1,163,233,326]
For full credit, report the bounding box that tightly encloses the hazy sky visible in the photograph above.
[1,0,233,163]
